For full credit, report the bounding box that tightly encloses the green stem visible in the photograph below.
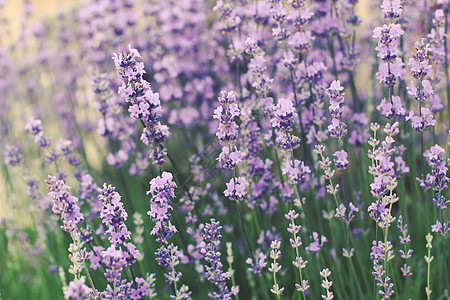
[349,256,364,300]
[83,261,97,296]
[237,201,254,259]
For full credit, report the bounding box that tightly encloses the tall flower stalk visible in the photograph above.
[112,45,170,166]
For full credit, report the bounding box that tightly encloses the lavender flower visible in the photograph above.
[370,240,395,299]
[155,243,192,299]
[224,177,249,201]
[112,45,169,165]
[424,145,449,236]
[285,210,309,295]
[200,219,238,299]
[406,40,436,132]
[214,90,246,176]
[373,1,405,88]
[320,268,334,300]
[271,98,300,151]
[99,184,131,246]
[306,232,327,254]
[147,172,177,242]
[333,150,349,172]
[246,250,267,274]
[3,144,22,166]
[397,216,413,278]
[327,80,347,140]
[268,239,284,297]
[63,277,92,300]
[283,159,311,184]
[46,176,84,232]
[334,202,359,222]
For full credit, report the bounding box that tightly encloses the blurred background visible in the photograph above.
[0,0,372,217]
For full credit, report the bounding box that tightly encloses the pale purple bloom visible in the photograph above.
[147,172,177,241]
[246,250,267,274]
[283,159,311,183]
[306,232,327,254]
[333,150,349,172]
[64,277,92,300]
[224,177,249,201]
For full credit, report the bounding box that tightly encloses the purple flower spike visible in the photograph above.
[200,219,237,299]
[333,150,349,172]
[147,172,177,242]
[64,277,93,300]
[45,176,84,232]
[224,177,249,201]
[99,184,131,246]
[306,232,327,254]
[113,45,170,165]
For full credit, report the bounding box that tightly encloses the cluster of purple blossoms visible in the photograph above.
[285,210,309,294]
[224,177,249,201]
[397,216,413,278]
[64,277,93,300]
[405,40,436,131]
[271,98,300,152]
[283,159,311,184]
[424,145,449,236]
[97,185,146,297]
[214,91,245,170]
[240,109,264,158]
[246,249,267,275]
[76,183,150,299]
[428,9,446,65]
[305,232,327,254]
[367,122,402,216]
[213,0,241,34]
[25,117,80,166]
[147,171,177,242]
[214,90,249,201]
[373,1,405,88]
[25,118,54,162]
[368,200,394,230]
[334,202,359,223]
[75,172,101,221]
[46,176,93,299]
[3,144,22,166]
[423,6,445,111]
[370,240,395,299]
[421,144,449,191]
[200,219,238,299]
[245,37,273,111]
[46,175,84,232]
[91,72,137,170]
[155,243,192,299]
[268,0,290,43]
[327,80,347,140]
[25,117,47,144]
[315,145,339,196]
[99,184,132,245]
[112,45,169,165]
[333,150,349,172]
[147,171,192,299]
[288,0,314,53]
[377,95,406,120]
[320,268,334,300]
[268,239,284,296]
[366,121,405,299]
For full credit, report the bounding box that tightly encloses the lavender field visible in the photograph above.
[0,0,449,299]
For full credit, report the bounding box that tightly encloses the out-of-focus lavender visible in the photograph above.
[1,0,450,299]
